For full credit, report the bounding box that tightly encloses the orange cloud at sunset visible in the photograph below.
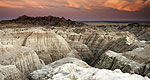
[0,1,26,8]
[0,2,25,8]
[23,0,46,8]
[97,0,150,11]
[0,0,150,11]
[64,0,93,10]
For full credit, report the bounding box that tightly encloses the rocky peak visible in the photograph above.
[0,15,86,27]
[17,15,30,20]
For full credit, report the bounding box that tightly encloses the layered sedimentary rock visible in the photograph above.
[67,30,137,54]
[95,50,144,74]
[24,31,73,64]
[45,57,90,68]
[0,28,79,64]
[87,35,137,66]
[68,41,94,64]
[118,23,150,41]
[0,17,150,80]
[123,47,150,63]
[123,47,150,77]
[0,24,150,79]
[0,44,42,76]
[62,26,150,78]
[0,27,138,65]
[95,50,150,78]
[0,65,27,80]
[29,58,149,80]
[132,40,150,48]
[62,29,139,65]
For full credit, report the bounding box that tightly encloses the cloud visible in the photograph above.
[0,0,26,8]
[98,0,150,11]
[0,0,149,11]
[0,2,25,8]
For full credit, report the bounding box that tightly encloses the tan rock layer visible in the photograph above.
[0,44,43,76]
[0,65,28,80]
[95,50,150,78]
[0,30,75,64]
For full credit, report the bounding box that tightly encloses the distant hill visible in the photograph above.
[83,20,150,22]
[0,15,85,27]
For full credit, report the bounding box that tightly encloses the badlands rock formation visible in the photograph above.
[66,29,138,53]
[57,27,138,64]
[0,65,28,80]
[52,26,150,78]
[95,49,150,77]
[118,23,150,41]
[23,30,76,64]
[0,28,80,64]
[90,37,138,66]
[67,41,94,64]
[30,58,149,80]
[0,17,150,80]
[0,26,149,79]
[123,47,150,63]
[0,44,43,76]
[123,46,150,77]
[95,50,145,74]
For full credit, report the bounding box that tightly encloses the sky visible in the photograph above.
[0,0,150,21]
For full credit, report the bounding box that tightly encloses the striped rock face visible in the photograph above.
[0,44,43,76]
[123,47,150,63]
[29,58,149,80]
[95,50,150,78]
[55,27,138,65]
[0,28,79,64]
[67,41,94,64]
[0,65,28,80]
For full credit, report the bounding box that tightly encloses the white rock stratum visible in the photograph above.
[30,57,149,80]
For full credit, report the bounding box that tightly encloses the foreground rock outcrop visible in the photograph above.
[30,58,149,80]
[95,49,150,78]
[0,44,43,76]
[0,65,28,80]
[123,47,150,63]
[123,47,150,77]
[95,50,144,74]
[0,29,80,64]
